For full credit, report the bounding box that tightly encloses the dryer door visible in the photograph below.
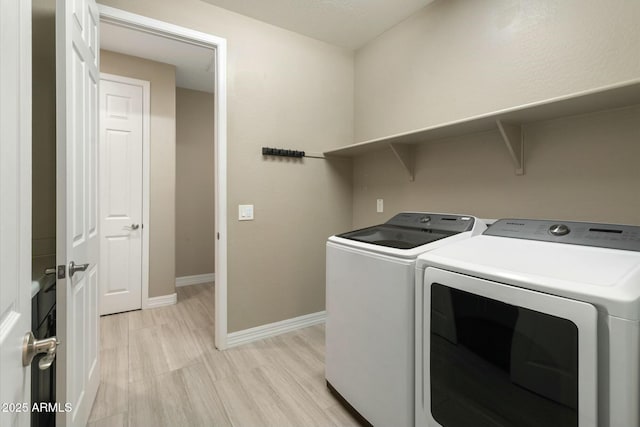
[416,267,598,427]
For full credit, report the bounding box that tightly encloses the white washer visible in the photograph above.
[415,218,640,427]
[326,212,486,427]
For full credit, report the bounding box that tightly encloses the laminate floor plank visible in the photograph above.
[176,297,214,330]
[325,403,363,427]
[300,327,326,353]
[224,341,269,375]
[297,323,327,353]
[128,369,194,427]
[152,303,183,325]
[179,362,232,426]
[272,334,323,376]
[128,325,170,383]
[100,312,129,350]
[127,308,156,331]
[91,283,361,427]
[190,322,216,352]
[258,364,338,427]
[288,367,339,411]
[88,346,128,422]
[234,367,298,427]
[254,333,337,410]
[159,319,206,372]
[87,412,128,427]
[199,348,235,382]
[214,373,267,427]
[289,333,326,368]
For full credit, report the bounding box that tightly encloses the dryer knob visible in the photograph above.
[549,224,570,236]
[420,216,431,223]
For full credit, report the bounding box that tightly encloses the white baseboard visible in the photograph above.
[227,310,326,348]
[146,293,177,309]
[175,273,215,287]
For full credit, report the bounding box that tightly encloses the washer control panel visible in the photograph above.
[548,223,571,236]
[385,212,475,232]
[484,218,640,252]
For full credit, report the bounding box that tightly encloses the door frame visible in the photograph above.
[98,72,151,311]
[98,5,229,349]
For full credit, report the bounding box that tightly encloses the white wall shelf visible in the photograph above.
[324,79,640,178]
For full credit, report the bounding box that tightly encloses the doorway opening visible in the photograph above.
[98,6,229,349]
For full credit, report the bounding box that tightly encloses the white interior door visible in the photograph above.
[0,0,32,425]
[99,74,145,315]
[55,0,101,425]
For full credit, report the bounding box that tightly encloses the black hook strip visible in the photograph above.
[262,147,306,158]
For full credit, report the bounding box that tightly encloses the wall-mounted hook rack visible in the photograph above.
[262,147,305,158]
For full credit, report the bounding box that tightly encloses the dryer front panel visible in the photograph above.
[416,268,598,427]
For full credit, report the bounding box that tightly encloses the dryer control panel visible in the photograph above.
[485,218,640,252]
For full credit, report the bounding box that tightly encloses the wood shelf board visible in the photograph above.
[324,79,640,158]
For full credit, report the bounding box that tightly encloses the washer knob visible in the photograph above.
[549,224,570,236]
[420,216,431,223]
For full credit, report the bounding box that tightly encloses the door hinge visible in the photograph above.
[217,232,220,240]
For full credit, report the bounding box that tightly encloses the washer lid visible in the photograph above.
[336,212,475,249]
[337,225,455,249]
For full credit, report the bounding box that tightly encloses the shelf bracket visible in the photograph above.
[496,119,524,175]
[388,143,415,181]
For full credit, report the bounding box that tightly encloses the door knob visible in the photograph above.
[130,223,140,230]
[23,332,59,370]
[69,261,89,278]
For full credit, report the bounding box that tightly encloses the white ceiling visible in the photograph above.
[99,0,433,92]
[100,22,215,93]
[200,0,433,50]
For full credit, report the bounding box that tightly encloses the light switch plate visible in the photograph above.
[239,204,254,221]
[376,199,384,213]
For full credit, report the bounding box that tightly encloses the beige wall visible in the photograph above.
[100,50,177,298]
[353,105,640,228]
[353,0,640,228]
[355,0,640,142]
[32,0,56,257]
[176,88,215,277]
[98,0,354,332]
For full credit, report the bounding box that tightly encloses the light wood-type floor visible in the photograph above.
[88,283,360,427]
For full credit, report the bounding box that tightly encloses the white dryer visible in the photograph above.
[326,212,486,427]
[415,218,640,427]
